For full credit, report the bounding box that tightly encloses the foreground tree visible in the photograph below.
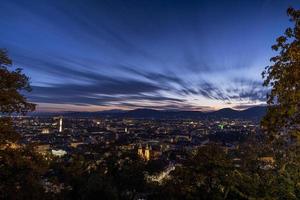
[0,49,35,144]
[261,7,300,199]
[262,7,300,142]
[0,49,47,199]
[154,145,237,200]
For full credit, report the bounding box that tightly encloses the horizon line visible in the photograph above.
[30,105,267,114]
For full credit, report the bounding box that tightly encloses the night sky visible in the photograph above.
[1,0,299,112]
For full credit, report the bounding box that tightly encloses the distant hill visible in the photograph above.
[29,106,267,120]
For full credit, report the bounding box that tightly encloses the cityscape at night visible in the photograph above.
[0,0,300,199]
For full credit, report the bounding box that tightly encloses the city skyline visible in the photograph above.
[0,0,298,112]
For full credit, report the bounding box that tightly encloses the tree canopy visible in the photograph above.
[262,8,300,142]
[0,49,35,144]
[0,49,35,115]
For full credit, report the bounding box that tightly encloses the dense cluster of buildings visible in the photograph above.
[13,116,260,161]
[9,115,264,190]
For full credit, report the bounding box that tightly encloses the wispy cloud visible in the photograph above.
[1,0,288,111]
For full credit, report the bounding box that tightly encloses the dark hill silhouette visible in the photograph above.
[209,108,240,118]
[29,106,267,120]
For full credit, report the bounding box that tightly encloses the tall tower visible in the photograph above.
[59,117,63,133]
[138,144,143,158]
[144,145,151,161]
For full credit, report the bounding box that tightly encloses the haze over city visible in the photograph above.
[1,0,298,112]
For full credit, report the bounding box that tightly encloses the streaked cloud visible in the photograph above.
[0,0,295,111]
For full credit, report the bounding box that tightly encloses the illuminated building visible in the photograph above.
[51,149,67,157]
[35,144,50,155]
[70,142,84,148]
[59,117,63,132]
[137,144,151,161]
[138,144,144,158]
[144,144,151,161]
[41,128,50,134]
[0,142,22,150]
[219,124,224,130]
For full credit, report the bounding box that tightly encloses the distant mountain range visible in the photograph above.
[29,106,267,120]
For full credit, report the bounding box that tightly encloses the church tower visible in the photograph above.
[144,144,151,161]
[138,144,143,158]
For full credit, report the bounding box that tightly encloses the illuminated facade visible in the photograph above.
[137,144,151,161]
[42,128,50,134]
[144,145,150,161]
[138,144,143,157]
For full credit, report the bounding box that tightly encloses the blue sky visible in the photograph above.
[0,0,299,112]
